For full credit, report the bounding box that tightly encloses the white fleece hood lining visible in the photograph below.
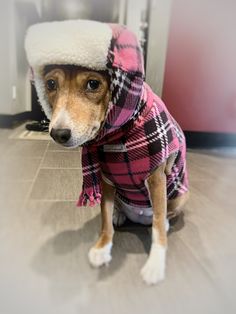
[25,20,112,118]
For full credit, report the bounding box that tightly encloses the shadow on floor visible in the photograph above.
[31,206,185,286]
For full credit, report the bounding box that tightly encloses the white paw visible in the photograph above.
[113,207,126,227]
[88,242,112,268]
[141,244,166,285]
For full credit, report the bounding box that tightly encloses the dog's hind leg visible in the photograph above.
[141,162,167,285]
[113,206,127,227]
[167,191,190,220]
[112,195,127,227]
[88,179,115,267]
[165,153,189,220]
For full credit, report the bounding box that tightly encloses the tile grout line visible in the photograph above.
[0,179,34,183]
[47,149,81,153]
[23,141,50,206]
[25,199,79,202]
[40,167,82,170]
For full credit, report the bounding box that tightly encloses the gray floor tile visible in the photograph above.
[0,156,42,181]
[3,139,48,158]
[0,128,12,140]
[42,151,81,168]
[48,140,81,152]
[0,180,32,203]
[30,169,82,200]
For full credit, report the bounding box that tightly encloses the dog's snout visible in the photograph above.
[50,128,71,144]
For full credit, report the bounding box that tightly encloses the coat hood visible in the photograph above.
[25,19,145,140]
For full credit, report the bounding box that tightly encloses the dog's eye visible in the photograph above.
[86,80,100,91]
[46,79,57,91]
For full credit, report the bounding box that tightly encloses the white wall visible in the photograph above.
[145,0,172,96]
[126,0,147,41]
[0,0,40,115]
[0,1,13,115]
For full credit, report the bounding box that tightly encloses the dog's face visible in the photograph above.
[43,65,110,147]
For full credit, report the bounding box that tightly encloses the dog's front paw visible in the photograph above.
[88,242,112,267]
[141,244,166,285]
[113,207,126,227]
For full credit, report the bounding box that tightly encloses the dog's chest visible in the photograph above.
[99,139,150,187]
[98,137,152,207]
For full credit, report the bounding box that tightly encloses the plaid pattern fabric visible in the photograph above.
[99,84,188,207]
[78,24,188,207]
[78,145,102,206]
[94,24,145,141]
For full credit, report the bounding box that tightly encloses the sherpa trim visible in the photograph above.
[25,20,112,72]
[25,20,112,118]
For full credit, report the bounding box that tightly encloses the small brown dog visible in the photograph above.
[44,65,110,147]
[25,18,189,285]
[43,65,189,284]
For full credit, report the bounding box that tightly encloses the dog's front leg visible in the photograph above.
[88,179,115,267]
[141,162,168,284]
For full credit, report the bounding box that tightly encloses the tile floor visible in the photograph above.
[0,127,236,314]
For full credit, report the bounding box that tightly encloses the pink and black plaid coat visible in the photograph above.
[78,24,189,208]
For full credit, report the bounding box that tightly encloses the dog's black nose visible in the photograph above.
[50,128,71,144]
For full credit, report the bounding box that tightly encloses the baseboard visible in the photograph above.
[185,131,236,148]
[0,112,32,128]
